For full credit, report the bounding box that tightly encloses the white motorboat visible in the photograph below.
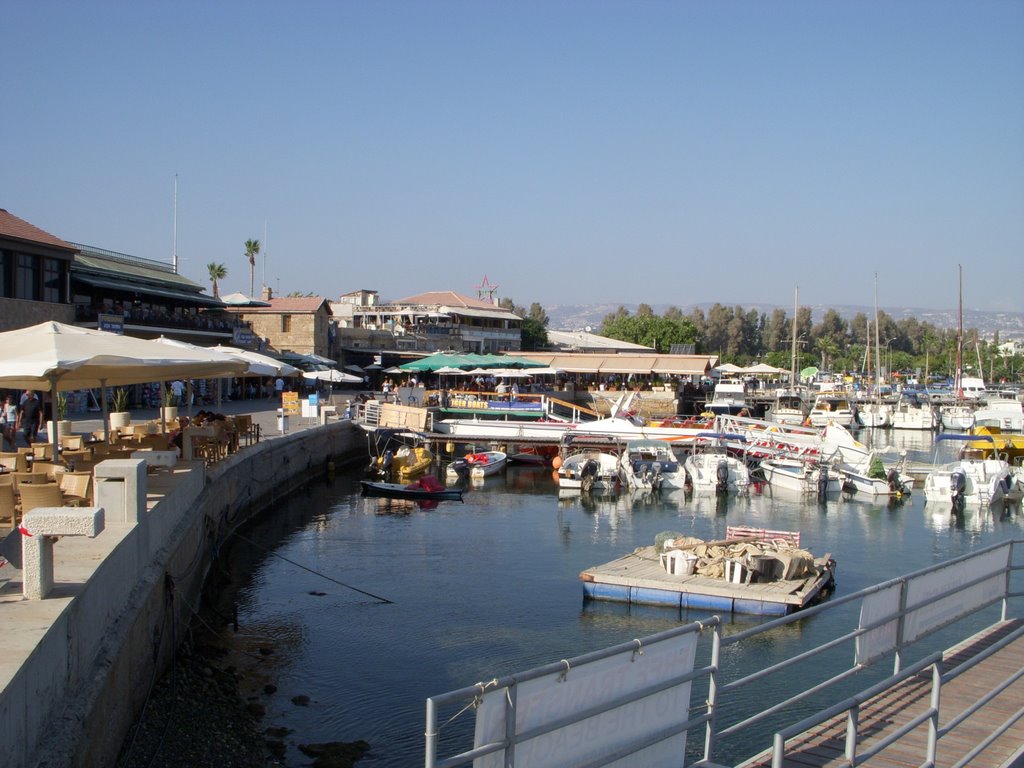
[835,452,912,498]
[922,435,1019,509]
[939,403,975,431]
[618,439,687,491]
[759,457,838,498]
[972,399,1023,432]
[682,433,750,494]
[856,401,892,428]
[808,390,856,428]
[445,450,507,479]
[554,433,625,492]
[890,395,939,430]
[705,380,749,416]
[766,391,808,426]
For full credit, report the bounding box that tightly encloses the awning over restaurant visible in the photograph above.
[73,274,225,307]
[513,353,717,376]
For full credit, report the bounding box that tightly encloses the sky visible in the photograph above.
[3,1,1022,313]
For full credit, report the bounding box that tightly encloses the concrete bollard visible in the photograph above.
[21,506,105,599]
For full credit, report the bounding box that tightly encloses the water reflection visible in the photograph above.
[217,429,1024,768]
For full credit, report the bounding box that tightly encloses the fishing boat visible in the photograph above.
[682,433,750,494]
[922,434,1019,509]
[445,450,507,479]
[618,439,687,491]
[580,525,836,616]
[360,476,464,502]
[705,380,748,416]
[835,452,912,498]
[766,390,809,426]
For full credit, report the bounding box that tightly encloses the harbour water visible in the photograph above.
[214,429,1024,766]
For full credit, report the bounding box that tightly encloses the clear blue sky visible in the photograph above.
[3,1,1022,313]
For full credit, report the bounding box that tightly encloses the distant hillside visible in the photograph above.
[544,303,1024,340]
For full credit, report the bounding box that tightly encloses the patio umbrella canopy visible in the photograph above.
[302,368,363,384]
[155,337,279,378]
[0,322,247,390]
[210,345,301,377]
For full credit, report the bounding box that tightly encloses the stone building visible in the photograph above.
[225,291,334,359]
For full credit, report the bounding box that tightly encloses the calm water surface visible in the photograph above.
[218,430,1024,766]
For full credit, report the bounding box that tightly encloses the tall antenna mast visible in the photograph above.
[262,220,268,293]
[172,174,178,272]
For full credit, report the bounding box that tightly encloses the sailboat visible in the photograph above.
[940,265,975,431]
[857,276,892,428]
[767,287,809,426]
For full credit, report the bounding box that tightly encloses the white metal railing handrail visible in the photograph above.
[425,618,720,768]
[703,538,1024,766]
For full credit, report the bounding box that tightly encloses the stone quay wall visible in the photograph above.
[3,420,364,768]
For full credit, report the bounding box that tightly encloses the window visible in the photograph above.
[16,253,39,300]
[0,250,8,297]
[43,258,64,303]
[281,315,291,332]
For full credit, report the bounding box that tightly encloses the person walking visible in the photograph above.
[16,389,43,447]
[0,395,16,450]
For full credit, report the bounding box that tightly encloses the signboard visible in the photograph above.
[282,391,300,416]
[98,313,125,334]
[233,326,257,347]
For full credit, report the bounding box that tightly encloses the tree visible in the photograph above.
[207,262,227,298]
[499,297,549,350]
[244,239,261,297]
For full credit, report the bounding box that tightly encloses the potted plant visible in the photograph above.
[46,391,75,444]
[110,388,132,429]
[160,388,179,423]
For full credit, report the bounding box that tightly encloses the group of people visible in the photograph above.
[0,390,45,450]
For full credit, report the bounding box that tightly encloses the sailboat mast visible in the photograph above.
[955,263,963,396]
[790,287,798,387]
[873,273,882,393]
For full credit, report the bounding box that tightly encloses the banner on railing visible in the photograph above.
[472,632,697,768]
[857,543,1012,664]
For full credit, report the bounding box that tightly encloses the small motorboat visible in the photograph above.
[619,439,686,491]
[360,476,464,502]
[445,450,508,479]
[682,433,750,495]
[923,434,1019,510]
[760,457,838,499]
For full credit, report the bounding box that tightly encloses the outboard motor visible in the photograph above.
[887,468,909,498]
[580,459,599,493]
[715,459,730,495]
[817,464,830,502]
[448,457,470,477]
[650,461,664,490]
[950,469,967,511]
[372,449,394,478]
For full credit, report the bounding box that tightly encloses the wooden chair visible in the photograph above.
[0,451,27,473]
[0,473,14,487]
[234,414,256,447]
[60,435,85,451]
[31,461,62,481]
[137,434,170,452]
[19,483,64,514]
[59,472,93,506]
[12,471,45,493]
[32,443,55,461]
[0,483,18,529]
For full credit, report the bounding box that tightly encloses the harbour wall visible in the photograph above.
[3,420,364,768]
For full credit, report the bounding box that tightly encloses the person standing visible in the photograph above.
[171,379,185,406]
[274,376,285,397]
[0,395,15,450]
[16,389,43,446]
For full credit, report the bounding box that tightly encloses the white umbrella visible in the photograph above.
[302,368,363,384]
[210,345,300,377]
[0,321,247,447]
[433,366,468,375]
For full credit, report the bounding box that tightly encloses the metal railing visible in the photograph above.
[423,539,1024,768]
[702,538,1024,767]
[425,618,721,768]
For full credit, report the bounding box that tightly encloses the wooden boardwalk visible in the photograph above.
[738,619,1024,768]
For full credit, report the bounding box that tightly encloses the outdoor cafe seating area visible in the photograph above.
[0,413,262,531]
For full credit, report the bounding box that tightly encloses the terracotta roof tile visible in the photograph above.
[393,291,500,310]
[0,209,77,252]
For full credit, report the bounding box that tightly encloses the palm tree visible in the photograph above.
[244,238,261,297]
[207,262,227,298]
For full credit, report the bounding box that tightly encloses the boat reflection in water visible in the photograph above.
[214,432,1024,768]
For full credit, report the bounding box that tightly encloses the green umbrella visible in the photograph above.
[800,366,819,381]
